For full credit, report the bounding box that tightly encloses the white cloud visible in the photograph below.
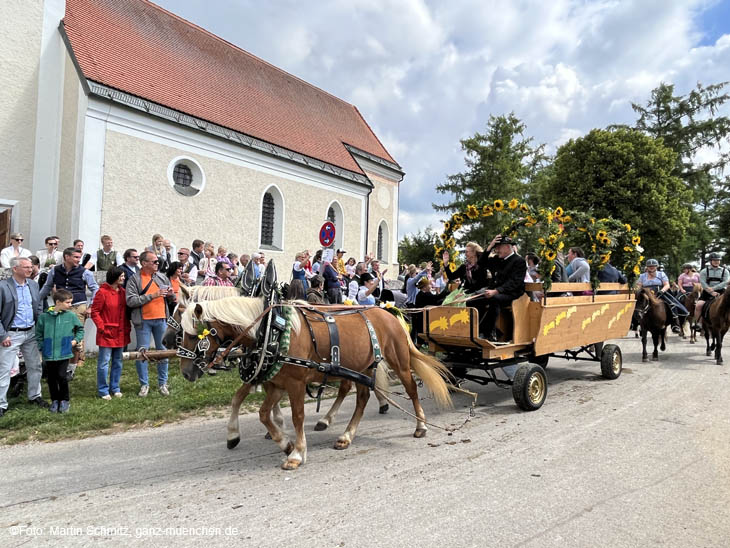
[157,0,730,238]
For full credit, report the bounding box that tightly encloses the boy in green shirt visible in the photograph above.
[35,289,84,413]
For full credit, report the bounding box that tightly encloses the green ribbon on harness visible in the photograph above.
[261,305,294,383]
[364,316,383,364]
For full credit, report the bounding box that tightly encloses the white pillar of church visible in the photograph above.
[29,0,66,251]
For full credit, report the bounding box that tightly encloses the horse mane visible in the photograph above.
[179,285,241,307]
[639,288,661,305]
[691,283,702,297]
[180,295,300,336]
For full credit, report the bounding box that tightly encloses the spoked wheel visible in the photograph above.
[600,343,622,379]
[512,364,548,411]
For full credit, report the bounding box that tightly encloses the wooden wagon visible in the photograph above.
[420,282,636,410]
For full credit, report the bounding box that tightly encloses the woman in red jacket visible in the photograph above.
[90,266,131,399]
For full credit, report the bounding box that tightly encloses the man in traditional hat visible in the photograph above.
[478,234,527,340]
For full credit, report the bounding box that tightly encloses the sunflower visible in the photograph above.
[577,227,587,232]
[550,265,556,274]
[590,218,595,224]
[632,236,641,246]
[434,246,443,254]
[453,213,464,224]
[623,246,633,252]
[443,221,450,231]
[527,215,537,224]
[466,205,479,219]
[449,262,457,272]
[597,230,607,239]
[548,234,557,244]
[554,206,564,217]
[600,253,610,264]
[545,250,557,261]
[445,237,456,249]
[603,237,612,245]
[625,224,631,232]
[538,237,546,245]
[592,244,597,252]
[558,241,565,250]
[440,233,448,241]
[482,205,493,217]
[633,265,641,276]
[508,198,519,209]
[520,203,530,213]
[562,215,572,224]
[494,199,504,211]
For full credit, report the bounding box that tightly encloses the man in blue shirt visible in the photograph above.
[0,257,47,416]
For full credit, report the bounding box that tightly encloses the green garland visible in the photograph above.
[263,305,294,383]
[434,199,644,291]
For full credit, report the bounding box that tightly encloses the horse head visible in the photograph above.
[178,297,267,381]
[162,283,192,349]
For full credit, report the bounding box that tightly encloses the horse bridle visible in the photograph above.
[176,319,228,374]
[167,303,184,346]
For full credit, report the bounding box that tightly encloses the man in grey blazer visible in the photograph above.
[0,257,48,416]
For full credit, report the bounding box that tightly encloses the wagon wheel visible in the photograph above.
[512,364,548,411]
[600,344,622,380]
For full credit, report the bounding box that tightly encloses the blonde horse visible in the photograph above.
[163,285,391,448]
[178,295,452,469]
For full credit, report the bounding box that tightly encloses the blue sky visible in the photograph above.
[156,0,730,238]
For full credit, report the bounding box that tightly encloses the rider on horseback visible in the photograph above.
[694,253,729,330]
[636,259,688,332]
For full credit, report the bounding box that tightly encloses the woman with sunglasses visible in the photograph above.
[1,232,32,268]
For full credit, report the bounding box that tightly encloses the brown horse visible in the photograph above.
[635,288,668,362]
[178,296,453,470]
[702,290,730,365]
[678,283,702,343]
[162,285,391,446]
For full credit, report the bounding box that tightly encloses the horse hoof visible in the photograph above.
[314,421,329,431]
[413,428,427,439]
[660,344,666,351]
[652,356,659,362]
[227,437,240,450]
[333,439,350,450]
[284,442,294,455]
[690,340,695,344]
[642,357,648,362]
[264,432,272,440]
[718,359,724,365]
[706,351,712,356]
[379,404,389,414]
[281,459,301,471]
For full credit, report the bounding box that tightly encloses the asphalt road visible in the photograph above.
[1,333,729,548]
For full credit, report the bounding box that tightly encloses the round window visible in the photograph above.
[167,157,205,197]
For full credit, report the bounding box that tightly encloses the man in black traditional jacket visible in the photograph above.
[478,235,526,339]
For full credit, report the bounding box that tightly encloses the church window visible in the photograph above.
[325,201,344,250]
[260,185,284,250]
[167,157,205,197]
[261,193,275,246]
[377,220,389,263]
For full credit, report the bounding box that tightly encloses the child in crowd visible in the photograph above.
[35,289,85,413]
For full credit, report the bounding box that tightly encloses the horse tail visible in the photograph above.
[374,361,390,394]
[406,337,453,409]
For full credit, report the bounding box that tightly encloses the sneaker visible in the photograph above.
[206,369,217,376]
[113,392,123,398]
[100,394,112,401]
[49,400,59,413]
[28,397,50,409]
[138,385,149,397]
[159,384,170,397]
[59,400,70,413]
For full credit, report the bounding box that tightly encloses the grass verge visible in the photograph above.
[0,357,265,445]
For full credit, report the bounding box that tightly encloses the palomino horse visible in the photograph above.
[678,284,702,343]
[702,290,730,365]
[162,285,391,442]
[178,295,452,470]
[635,288,668,362]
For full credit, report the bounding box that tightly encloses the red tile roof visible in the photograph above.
[62,0,397,176]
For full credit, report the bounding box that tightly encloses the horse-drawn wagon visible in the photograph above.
[420,282,636,411]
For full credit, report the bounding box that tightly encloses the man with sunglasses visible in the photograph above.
[1,233,32,268]
[120,249,140,288]
[35,236,62,268]
[126,251,175,397]
[202,261,234,286]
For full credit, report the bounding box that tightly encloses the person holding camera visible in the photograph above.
[126,251,175,397]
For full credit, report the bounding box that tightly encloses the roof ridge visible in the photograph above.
[142,0,357,110]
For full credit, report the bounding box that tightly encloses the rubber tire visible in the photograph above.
[600,343,622,380]
[512,364,548,411]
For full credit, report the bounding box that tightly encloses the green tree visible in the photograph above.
[398,227,439,267]
[433,113,548,245]
[547,128,691,261]
[630,81,730,268]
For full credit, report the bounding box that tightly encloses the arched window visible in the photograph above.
[377,220,389,263]
[325,201,344,250]
[167,156,206,197]
[260,186,284,250]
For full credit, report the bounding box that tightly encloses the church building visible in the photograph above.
[0,0,403,271]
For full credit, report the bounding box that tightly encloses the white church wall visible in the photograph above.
[0,0,44,240]
[90,107,369,269]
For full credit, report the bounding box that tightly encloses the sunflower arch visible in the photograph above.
[434,199,643,290]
